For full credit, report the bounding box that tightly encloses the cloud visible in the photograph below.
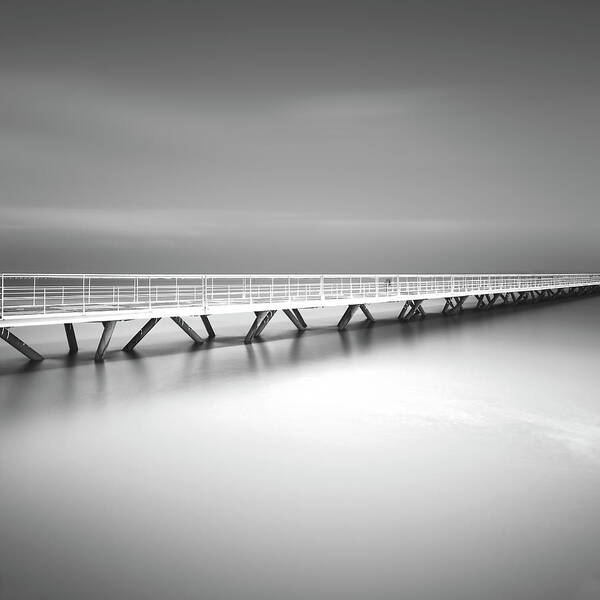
[285,89,451,121]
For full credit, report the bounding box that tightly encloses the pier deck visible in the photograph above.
[1,273,599,361]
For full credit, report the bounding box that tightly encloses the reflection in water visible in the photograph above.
[1,299,600,600]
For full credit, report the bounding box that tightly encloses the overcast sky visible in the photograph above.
[1,0,599,273]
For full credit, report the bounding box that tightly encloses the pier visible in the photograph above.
[1,273,599,362]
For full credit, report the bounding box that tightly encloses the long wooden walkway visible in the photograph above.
[1,273,599,361]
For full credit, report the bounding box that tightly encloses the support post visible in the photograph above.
[200,315,216,339]
[64,323,78,354]
[475,295,486,310]
[455,296,467,312]
[255,310,276,337]
[292,308,307,329]
[283,309,305,331]
[171,317,204,344]
[485,294,500,310]
[95,321,117,362]
[442,297,456,315]
[245,311,269,344]
[444,296,466,314]
[0,327,44,361]
[338,305,359,331]
[398,301,412,320]
[399,299,425,321]
[409,300,425,319]
[123,318,161,352]
[359,304,375,323]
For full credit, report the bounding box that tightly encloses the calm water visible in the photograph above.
[1,298,600,600]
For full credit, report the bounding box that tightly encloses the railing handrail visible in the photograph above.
[2,272,600,279]
[2,273,599,325]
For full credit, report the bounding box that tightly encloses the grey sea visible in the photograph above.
[1,297,600,600]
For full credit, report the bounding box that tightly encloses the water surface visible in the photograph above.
[1,298,600,600]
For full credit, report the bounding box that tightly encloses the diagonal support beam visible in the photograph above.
[200,315,216,339]
[485,294,500,310]
[338,305,359,331]
[123,318,161,352]
[455,296,467,312]
[398,301,412,320]
[95,321,117,362]
[255,310,276,337]
[359,304,375,323]
[444,296,467,314]
[245,311,269,344]
[64,323,78,354]
[283,309,305,331]
[442,297,456,314]
[399,299,425,321]
[292,309,307,329]
[171,317,204,344]
[405,299,425,320]
[475,295,486,309]
[0,327,44,361]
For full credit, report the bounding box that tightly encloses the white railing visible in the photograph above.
[1,273,599,323]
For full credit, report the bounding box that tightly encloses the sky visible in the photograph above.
[1,0,599,274]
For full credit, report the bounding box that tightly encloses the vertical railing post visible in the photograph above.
[33,277,36,307]
[1,274,4,320]
[320,275,325,304]
[43,288,46,314]
[203,275,207,311]
[82,275,86,315]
